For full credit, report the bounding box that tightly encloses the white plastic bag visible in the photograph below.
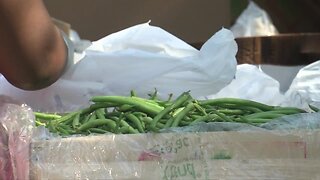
[230,1,278,37]
[0,22,237,112]
[205,64,284,105]
[283,60,320,109]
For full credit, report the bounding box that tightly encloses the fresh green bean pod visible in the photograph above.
[54,111,79,124]
[95,108,106,119]
[190,114,219,125]
[118,126,130,134]
[216,109,247,115]
[119,119,140,134]
[142,117,165,129]
[72,113,81,129]
[118,104,135,112]
[56,126,70,136]
[171,102,195,127]
[81,113,92,124]
[150,91,191,129]
[88,128,109,134]
[78,119,116,132]
[194,103,207,116]
[309,104,320,112]
[214,110,233,122]
[125,113,145,133]
[35,121,46,127]
[34,112,61,120]
[244,112,286,119]
[211,104,263,113]
[179,121,191,126]
[91,96,164,116]
[198,98,274,111]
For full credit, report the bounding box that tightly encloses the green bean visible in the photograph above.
[150,91,191,129]
[88,112,97,122]
[118,126,130,134]
[244,112,286,119]
[81,114,91,124]
[118,104,134,112]
[125,113,145,133]
[190,114,202,120]
[142,117,165,129]
[72,113,80,129]
[190,114,219,125]
[309,104,320,112]
[34,112,61,120]
[215,111,233,122]
[209,104,263,113]
[179,121,191,126]
[130,90,137,97]
[198,98,274,111]
[53,111,79,124]
[88,128,109,134]
[91,96,164,116]
[56,126,70,136]
[194,102,207,116]
[172,107,184,117]
[183,116,194,122]
[133,112,148,118]
[216,109,247,115]
[105,111,122,118]
[119,119,139,134]
[90,103,118,110]
[46,120,58,133]
[59,124,72,131]
[62,117,75,125]
[167,93,173,102]
[95,108,106,119]
[78,119,116,132]
[35,121,46,126]
[148,88,158,100]
[130,96,162,106]
[171,102,195,127]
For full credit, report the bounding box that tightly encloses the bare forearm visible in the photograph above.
[0,0,67,90]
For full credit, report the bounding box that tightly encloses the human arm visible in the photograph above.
[0,0,68,90]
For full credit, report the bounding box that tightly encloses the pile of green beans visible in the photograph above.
[34,91,311,136]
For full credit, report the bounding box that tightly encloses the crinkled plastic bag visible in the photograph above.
[0,22,237,113]
[283,60,320,109]
[230,1,278,37]
[0,96,34,180]
[204,64,284,106]
[261,112,320,131]
[31,120,320,179]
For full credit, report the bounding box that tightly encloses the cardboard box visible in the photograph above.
[30,130,320,179]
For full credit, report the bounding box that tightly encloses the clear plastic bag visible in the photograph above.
[31,119,320,179]
[0,96,34,180]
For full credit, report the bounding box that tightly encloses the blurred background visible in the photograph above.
[44,0,320,43]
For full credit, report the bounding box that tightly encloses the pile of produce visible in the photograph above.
[35,91,317,136]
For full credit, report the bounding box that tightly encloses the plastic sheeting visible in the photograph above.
[0,96,34,180]
[230,1,278,37]
[30,112,320,179]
